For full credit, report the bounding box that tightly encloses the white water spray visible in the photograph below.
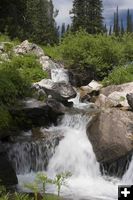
[15,64,133,199]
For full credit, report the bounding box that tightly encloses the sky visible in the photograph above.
[53,0,133,26]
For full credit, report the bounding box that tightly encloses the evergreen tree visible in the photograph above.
[0,0,58,44]
[71,0,103,34]
[103,24,107,35]
[0,0,27,38]
[61,23,66,37]
[66,24,71,33]
[113,6,120,36]
[109,25,112,35]
[127,9,132,33]
[121,19,125,35]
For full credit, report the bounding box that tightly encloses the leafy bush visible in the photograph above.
[0,66,30,106]
[44,31,133,81]
[0,106,12,130]
[44,31,125,79]
[3,55,48,82]
[103,64,133,86]
[0,54,48,131]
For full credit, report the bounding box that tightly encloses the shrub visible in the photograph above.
[44,30,127,80]
[6,54,48,82]
[102,64,133,86]
[0,53,48,131]
[0,67,30,106]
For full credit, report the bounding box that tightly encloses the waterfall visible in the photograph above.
[5,130,60,174]
[6,64,133,199]
[122,156,133,185]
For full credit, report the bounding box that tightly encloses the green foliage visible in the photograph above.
[0,54,47,131]
[45,31,133,81]
[0,1,58,44]
[7,55,48,82]
[0,34,10,42]
[103,64,133,86]
[35,172,52,194]
[52,172,71,197]
[14,193,33,200]
[71,0,103,34]
[0,106,12,130]
[24,183,38,200]
[0,172,71,200]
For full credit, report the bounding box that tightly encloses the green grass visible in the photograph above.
[102,64,133,86]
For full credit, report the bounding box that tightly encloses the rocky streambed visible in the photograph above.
[0,41,133,199]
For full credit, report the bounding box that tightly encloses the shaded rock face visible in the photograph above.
[0,142,18,186]
[127,93,133,110]
[68,67,95,87]
[100,152,132,178]
[13,40,44,58]
[87,108,133,163]
[34,79,77,102]
[4,129,64,174]
[9,102,63,132]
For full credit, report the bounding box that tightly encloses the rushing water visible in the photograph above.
[6,66,133,199]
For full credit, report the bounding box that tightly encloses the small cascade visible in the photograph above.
[48,114,100,178]
[122,156,133,184]
[6,61,133,200]
[5,130,61,174]
[50,62,69,83]
[51,68,69,83]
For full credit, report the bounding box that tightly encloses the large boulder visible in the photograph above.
[87,108,133,163]
[34,79,77,102]
[68,67,95,87]
[0,141,18,186]
[8,99,64,132]
[14,40,44,58]
[100,82,133,108]
[80,80,103,103]
[127,93,133,110]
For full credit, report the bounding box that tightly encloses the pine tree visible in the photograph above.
[104,24,107,35]
[127,9,132,33]
[121,19,125,35]
[66,24,71,34]
[24,0,58,44]
[113,6,120,36]
[0,0,58,44]
[109,25,112,35]
[61,23,66,37]
[71,0,103,34]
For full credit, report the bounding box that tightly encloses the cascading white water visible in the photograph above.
[122,156,133,185]
[12,64,133,199]
[51,68,69,83]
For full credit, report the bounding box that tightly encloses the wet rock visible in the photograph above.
[87,108,133,163]
[9,101,64,131]
[80,80,102,103]
[0,141,18,186]
[34,79,76,102]
[100,152,132,178]
[127,93,133,110]
[14,40,44,58]
[68,67,95,87]
[47,98,66,113]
